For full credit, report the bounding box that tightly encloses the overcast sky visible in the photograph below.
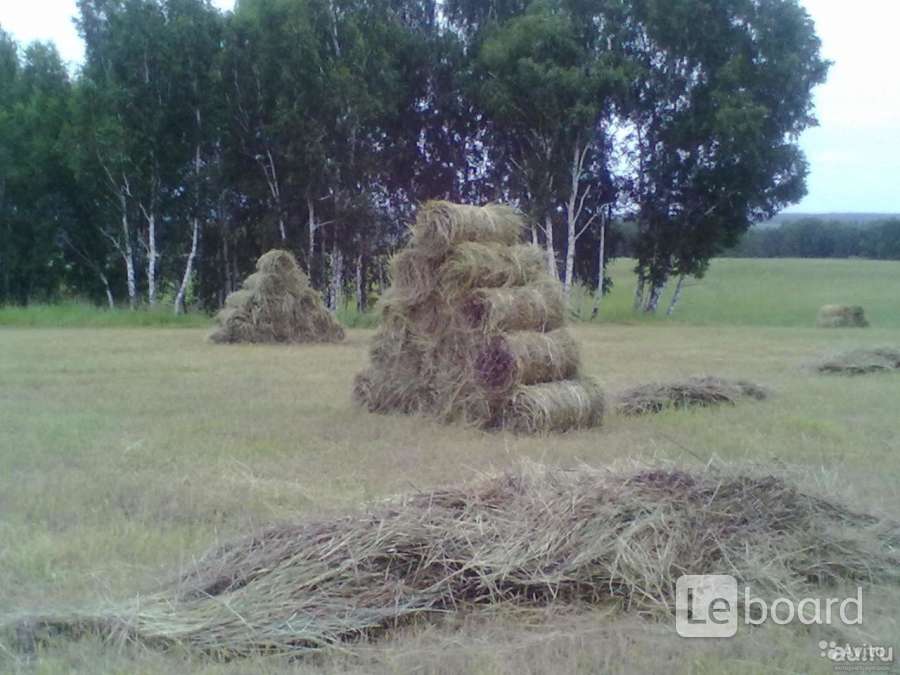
[1,0,897,213]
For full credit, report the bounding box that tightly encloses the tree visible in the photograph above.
[619,0,829,311]
[471,2,623,296]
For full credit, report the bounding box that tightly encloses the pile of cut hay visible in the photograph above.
[9,462,898,658]
[815,347,900,375]
[353,201,603,432]
[209,250,344,344]
[816,304,869,328]
[616,376,769,416]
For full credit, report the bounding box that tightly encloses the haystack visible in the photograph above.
[616,376,768,416]
[11,462,898,658]
[209,250,344,344]
[816,304,869,328]
[353,201,603,432]
[815,347,900,375]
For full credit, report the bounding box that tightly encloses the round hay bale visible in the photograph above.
[438,242,547,292]
[816,304,869,328]
[462,281,564,332]
[413,201,524,257]
[503,379,605,432]
[474,330,580,393]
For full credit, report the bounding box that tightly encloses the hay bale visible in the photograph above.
[503,379,605,432]
[209,249,344,344]
[815,347,900,375]
[474,330,579,393]
[439,242,547,291]
[354,202,602,432]
[817,304,869,328]
[616,376,769,416]
[413,201,524,257]
[13,462,897,657]
[463,281,565,332]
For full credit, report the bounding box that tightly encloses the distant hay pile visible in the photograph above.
[210,250,344,344]
[815,347,900,375]
[353,201,603,432]
[616,376,769,416]
[816,304,869,328]
[10,462,898,658]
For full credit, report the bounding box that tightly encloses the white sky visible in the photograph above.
[0,0,897,213]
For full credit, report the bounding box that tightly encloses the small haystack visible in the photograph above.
[816,304,869,328]
[210,250,344,344]
[353,201,603,432]
[10,462,898,658]
[815,347,900,375]
[616,376,769,416]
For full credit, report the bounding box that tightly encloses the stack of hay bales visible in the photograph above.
[816,304,869,328]
[210,249,344,344]
[353,201,603,432]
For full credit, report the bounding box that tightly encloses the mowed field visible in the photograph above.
[1,258,899,674]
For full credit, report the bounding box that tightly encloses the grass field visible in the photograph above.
[1,258,899,673]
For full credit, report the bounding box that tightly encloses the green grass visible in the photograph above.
[0,302,212,328]
[574,257,900,328]
[2,257,900,673]
[1,318,899,673]
[7,257,898,331]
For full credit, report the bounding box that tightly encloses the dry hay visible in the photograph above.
[209,250,344,344]
[815,347,900,375]
[816,304,869,328]
[9,462,898,658]
[616,376,769,416]
[354,201,603,432]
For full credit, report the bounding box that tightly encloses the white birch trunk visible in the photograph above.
[643,279,667,313]
[174,216,200,315]
[102,276,114,310]
[120,194,137,310]
[146,210,158,306]
[591,222,606,319]
[633,271,645,312]
[307,197,317,275]
[666,274,686,316]
[544,215,558,280]
[330,245,343,312]
[355,254,364,312]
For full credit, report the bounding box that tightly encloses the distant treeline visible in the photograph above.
[728,218,900,259]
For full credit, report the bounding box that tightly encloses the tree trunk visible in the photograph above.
[530,220,538,246]
[666,274,686,316]
[544,215,558,280]
[120,194,137,310]
[307,196,317,278]
[633,270,645,312]
[100,272,114,309]
[591,222,606,319]
[643,279,667,313]
[175,216,200,315]
[146,210,158,306]
[330,242,343,312]
[355,254,365,312]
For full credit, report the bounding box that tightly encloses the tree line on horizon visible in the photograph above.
[0,0,828,313]
[727,217,900,259]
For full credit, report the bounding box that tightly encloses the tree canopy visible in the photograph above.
[0,0,828,312]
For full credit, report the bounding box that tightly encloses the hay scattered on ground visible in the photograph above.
[616,376,769,416]
[815,347,900,375]
[209,250,344,344]
[816,304,869,328]
[354,201,603,432]
[10,462,898,658]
